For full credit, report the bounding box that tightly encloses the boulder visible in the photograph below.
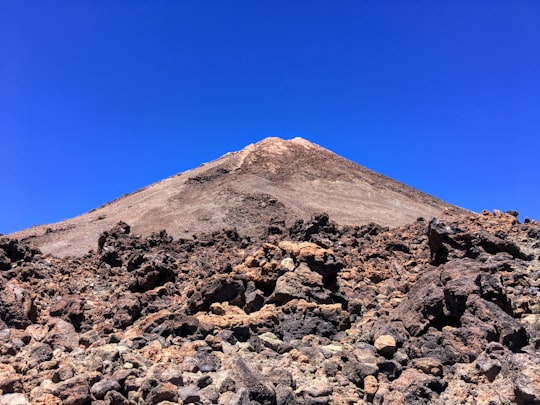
[0,394,29,405]
[363,375,378,396]
[267,263,332,305]
[188,276,245,313]
[113,294,141,328]
[46,318,79,351]
[374,334,397,357]
[0,281,37,328]
[232,357,276,405]
[49,295,84,331]
[45,375,90,405]
[90,379,121,400]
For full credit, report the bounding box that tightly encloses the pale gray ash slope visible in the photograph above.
[9,137,463,257]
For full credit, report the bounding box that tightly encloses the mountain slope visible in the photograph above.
[9,137,464,256]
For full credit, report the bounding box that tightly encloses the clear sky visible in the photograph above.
[1,1,539,235]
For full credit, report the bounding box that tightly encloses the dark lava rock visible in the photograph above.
[49,295,84,331]
[187,276,245,313]
[90,378,121,399]
[113,294,141,328]
[2,212,539,404]
[232,357,276,405]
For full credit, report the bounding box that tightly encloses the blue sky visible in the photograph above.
[1,1,539,234]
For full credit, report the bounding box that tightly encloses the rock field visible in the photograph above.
[0,210,539,404]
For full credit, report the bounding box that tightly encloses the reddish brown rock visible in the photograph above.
[45,318,79,351]
[374,335,397,357]
[364,375,378,396]
[0,280,37,328]
[43,375,90,405]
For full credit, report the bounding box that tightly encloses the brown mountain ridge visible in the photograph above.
[9,137,464,257]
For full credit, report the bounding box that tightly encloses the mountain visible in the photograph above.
[1,137,539,404]
[9,137,464,257]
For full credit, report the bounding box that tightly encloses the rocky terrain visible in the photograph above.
[9,138,462,257]
[1,209,539,404]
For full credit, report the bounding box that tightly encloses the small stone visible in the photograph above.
[0,393,30,405]
[258,332,284,352]
[147,362,183,386]
[178,387,200,404]
[364,375,378,396]
[243,289,265,314]
[393,350,409,366]
[210,303,226,315]
[181,357,199,372]
[275,386,296,405]
[232,357,276,404]
[51,366,73,383]
[412,357,443,376]
[320,344,343,358]
[46,375,90,405]
[79,330,100,347]
[28,342,53,362]
[46,318,79,351]
[0,329,10,342]
[103,391,129,405]
[200,385,219,403]
[304,384,331,398]
[205,334,223,351]
[281,257,295,271]
[90,379,121,400]
[374,335,396,356]
[198,374,213,388]
[111,369,136,387]
[475,358,502,382]
[343,360,378,386]
[122,375,140,395]
[323,359,340,377]
[146,382,178,403]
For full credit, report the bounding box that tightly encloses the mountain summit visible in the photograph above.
[10,137,463,256]
[2,139,539,404]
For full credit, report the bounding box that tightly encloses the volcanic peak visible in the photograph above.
[8,137,463,257]
[243,136,318,154]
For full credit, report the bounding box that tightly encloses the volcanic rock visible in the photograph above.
[374,335,397,357]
